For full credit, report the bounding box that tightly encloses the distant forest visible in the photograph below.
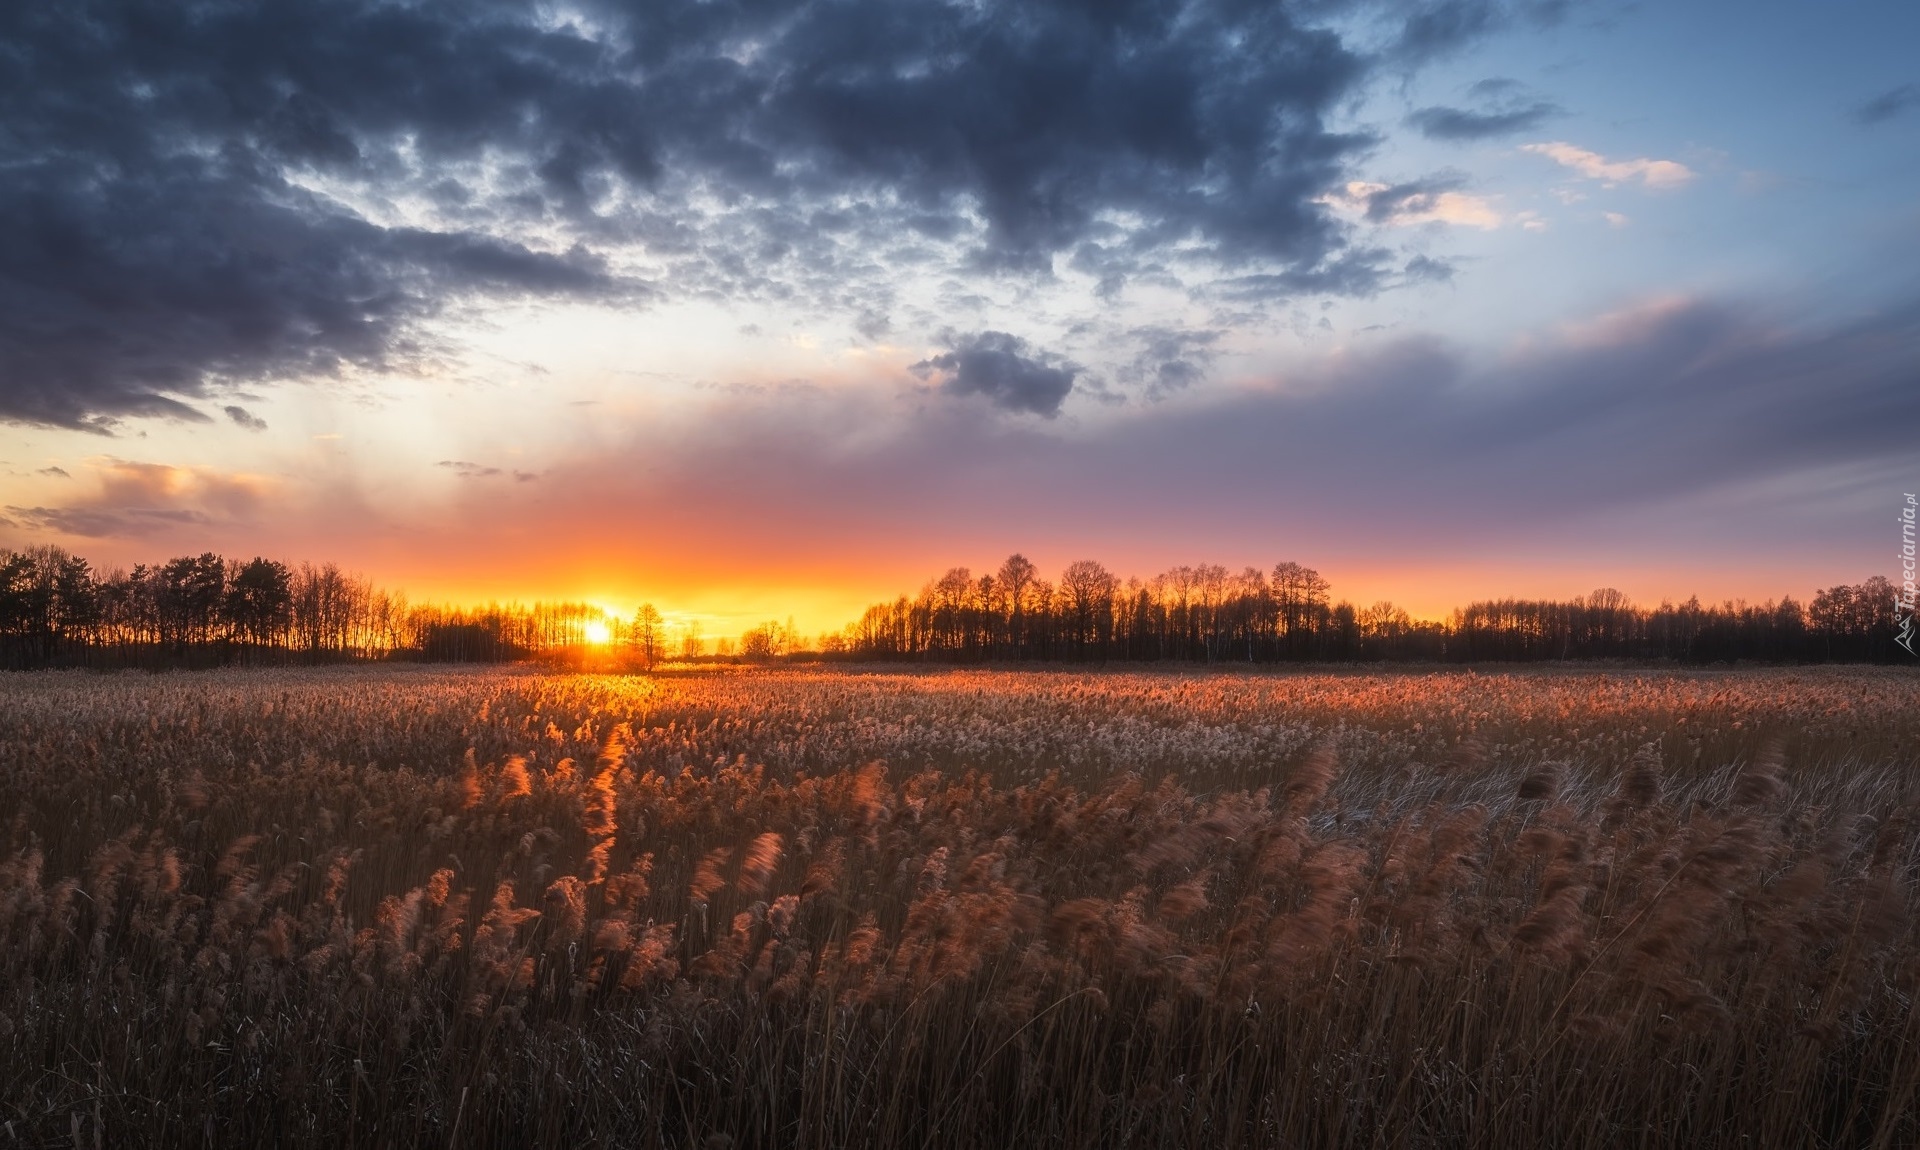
[0,546,1908,669]
[0,547,646,670]
[842,555,1907,664]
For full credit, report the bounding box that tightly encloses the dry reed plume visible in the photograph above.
[0,665,1915,1147]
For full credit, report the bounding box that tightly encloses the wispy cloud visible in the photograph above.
[1324,180,1503,229]
[6,458,271,537]
[5,505,208,537]
[224,405,268,432]
[1522,142,1695,189]
[1408,101,1559,140]
[437,460,503,480]
[1856,83,1918,125]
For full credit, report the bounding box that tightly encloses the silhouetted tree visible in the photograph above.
[156,553,226,655]
[0,547,95,665]
[996,554,1038,659]
[631,603,665,668]
[225,557,293,653]
[1060,560,1118,659]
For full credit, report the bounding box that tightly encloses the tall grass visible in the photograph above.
[0,665,1915,1147]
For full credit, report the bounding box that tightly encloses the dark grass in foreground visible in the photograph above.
[0,667,1917,1147]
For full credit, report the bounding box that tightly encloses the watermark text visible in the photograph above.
[1899,493,1916,656]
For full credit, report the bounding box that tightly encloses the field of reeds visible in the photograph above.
[1,665,1917,1148]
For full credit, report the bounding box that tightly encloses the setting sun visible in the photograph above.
[583,619,612,646]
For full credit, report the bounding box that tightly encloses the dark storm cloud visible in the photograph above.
[0,0,1490,428]
[0,146,625,430]
[913,333,1078,417]
[1407,102,1559,140]
[1856,84,1918,124]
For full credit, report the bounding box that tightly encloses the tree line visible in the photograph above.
[833,555,1912,664]
[2,545,1909,669]
[0,546,663,669]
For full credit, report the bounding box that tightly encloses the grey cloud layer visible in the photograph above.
[24,293,1906,576]
[0,0,1526,428]
[602,296,1920,551]
[1050,303,1919,541]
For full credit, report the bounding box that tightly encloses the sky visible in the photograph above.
[0,0,1916,635]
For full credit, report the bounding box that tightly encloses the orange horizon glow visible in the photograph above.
[3,509,1880,644]
[336,556,1863,643]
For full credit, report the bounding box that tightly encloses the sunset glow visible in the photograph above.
[2,5,1917,1140]
[0,0,1912,635]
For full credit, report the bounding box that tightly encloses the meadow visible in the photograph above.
[0,664,1916,1148]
